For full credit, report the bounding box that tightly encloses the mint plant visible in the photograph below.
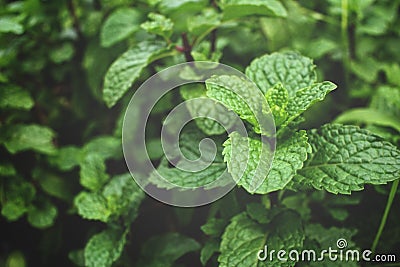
[1,0,399,266]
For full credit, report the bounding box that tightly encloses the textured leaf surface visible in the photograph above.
[100,8,142,47]
[102,173,144,217]
[220,0,287,20]
[138,233,200,267]
[219,210,303,267]
[265,83,289,126]
[1,178,35,221]
[141,13,173,39]
[74,192,110,222]
[84,229,126,267]
[4,124,56,154]
[285,81,337,126]
[180,84,237,135]
[295,124,400,194]
[246,52,316,95]
[206,75,271,134]
[223,132,272,193]
[255,131,310,194]
[79,154,109,191]
[0,85,34,110]
[103,41,166,107]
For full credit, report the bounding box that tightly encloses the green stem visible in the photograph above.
[371,179,399,253]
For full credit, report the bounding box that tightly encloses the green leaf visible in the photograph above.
[223,132,273,193]
[149,158,227,189]
[79,154,109,191]
[0,161,16,176]
[138,233,200,267]
[206,75,271,134]
[1,178,35,221]
[102,173,144,218]
[141,13,173,40]
[334,108,400,133]
[49,43,75,63]
[100,8,142,47]
[0,85,34,110]
[3,124,56,155]
[74,192,110,222]
[84,228,126,267]
[284,81,337,126]
[246,52,317,95]
[27,199,57,229]
[103,41,167,107]
[201,218,227,237]
[48,146,81,171]
[370,86,400,118]
[295,124,400,194]
[200,240,219,266]
[32,168,73,201]
[220,0,287,20]
[180,84,238,135]
[149,130,230,189]
[0,16,24,34]
[83,136,122,161]
[219,210,304,267]
[265,83,289,126]
[187,9,221,36]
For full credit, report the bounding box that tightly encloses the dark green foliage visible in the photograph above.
[1,0,399,266]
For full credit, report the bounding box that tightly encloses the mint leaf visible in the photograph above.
[220,0,287,20]
[200,240,219,266]
[223,132,273,193]
[3,124,56,155]
[149,158,227,189]
[84,228,126,267]
[102,173,144,218]
[103,41,167,107]
[1,178,35,221]
[334,108,400,133]
[0,85,34,110]
[180,84,238,135]
[284,81,337,126]
[141,13,173,40]
[138,233,200,267]
[74,192,110,222]
[201,218,227,237]
[219,210,303,267]
[370,86,400,118]
[79,154,109,191]
[246,52,316,95]
[255,131,310,194]
[206,75,271,134]
[0,16,24,34]
[83,136,122,160]
[100,8,142,48]
[295,124,400,194]
[27,199,57,229]
[48,146,81,171]
[187,9,221,36]
[265,83,289,126]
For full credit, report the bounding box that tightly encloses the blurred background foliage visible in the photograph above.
[0,0,399,266]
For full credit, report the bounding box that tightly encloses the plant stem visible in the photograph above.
[371,179,399,253]
[181,33,194,62]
